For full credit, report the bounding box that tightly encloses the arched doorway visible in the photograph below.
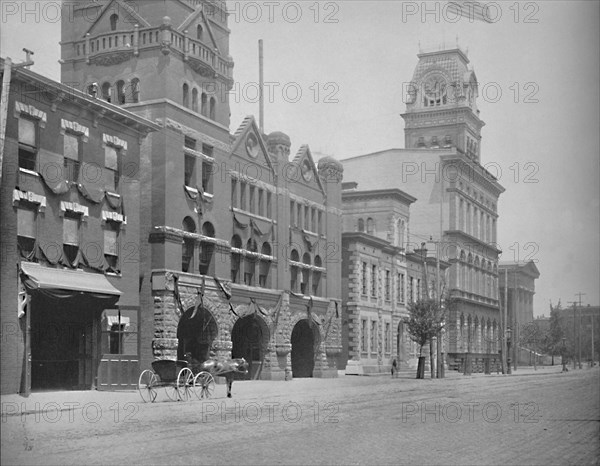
[291,319,319,378]
[177,306,218,362]
[231,315,269,380]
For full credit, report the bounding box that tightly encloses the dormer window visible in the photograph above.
[110,14,118,31]
[417,137,426,148]
[431,136,439,148]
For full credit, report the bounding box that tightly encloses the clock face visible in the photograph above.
[424,74,447,99]
[301,160,313,182]
[245,133,259,158]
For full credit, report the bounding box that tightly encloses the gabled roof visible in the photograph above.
[292,145,325,196]
[230,115,275,174]
[177,6,221,53]
[84,0,150,37]
[498,260,540,278]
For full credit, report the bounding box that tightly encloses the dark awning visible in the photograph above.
[20,262,122,297]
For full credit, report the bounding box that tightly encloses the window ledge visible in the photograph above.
[19,167,39,177]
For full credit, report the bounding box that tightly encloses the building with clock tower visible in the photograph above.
[342,47,505,373]
[58,0,343,386]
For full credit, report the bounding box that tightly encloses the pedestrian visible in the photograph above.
[391,359,398,378]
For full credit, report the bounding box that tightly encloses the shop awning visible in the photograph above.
[20,262,122,296]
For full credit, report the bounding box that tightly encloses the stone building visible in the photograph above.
[59,0,343,382]
[340,183,450,374]
[0,58,158,394]
[498,260,540,366]
[342,47,505,372]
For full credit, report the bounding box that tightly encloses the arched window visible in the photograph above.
[301,253,311,295]
[244,239,258,286]
[116,80,126,104]
[290,249,299,292]
[197,24,203,40]
[131,78,140,103]
[199,222,215,276]
[231,235,242,283]
[357,218,364,232]
[209,97,216,120]
[259,242,271,288]
[201,93,207,116]
[101,82,111,102]
[182,217,196,273]
[312,256,322,296]
[366,218,375,235]
[183,83,189,108]
[110,14,118,31]
[396,219,405,248]
[192,88,198,113]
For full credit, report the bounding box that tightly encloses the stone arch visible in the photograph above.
[291,319,321,378]
[177,303,218,362]
[231,312,270,380]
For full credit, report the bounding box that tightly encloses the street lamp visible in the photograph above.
[506,327,512,375]
[561,337,567,372]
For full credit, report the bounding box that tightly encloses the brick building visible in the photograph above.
[59,0,343,382]
[0,58,158,394]
[342,48,505,372]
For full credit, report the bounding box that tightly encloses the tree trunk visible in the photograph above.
[430,338,436,379]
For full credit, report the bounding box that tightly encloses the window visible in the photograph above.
[18,117,37,171]
[244,239,257,286]
[385,322,391,354]
[201,93,207,116]
[417,279,421,300]
[197,24,203,40]
[17,207,36,257]
[116,80,126,104]
[240,182,246,211]
[184,136,196,150]
[367,218,374,235]
[63,213,80,265]
[409,277,414,302]
[311,208,316,233]
[370,320,377,354]
[104,222,119,270]
[110,13,118,31]
[105,145,120,190]
[231,235,242,283]
[184,154,196,187]
[258,189,264,217]
[202,144,213,158]
[102,82,111,102]
[290,201,295,226]
[358,218,364,232]
[183,83,189,108]
[290,249,299,292]
[301,253,311,295]
[361,262,368,295]
[398,273,405,303]
[192,88,198,112]
[201,161,213,194]
[259,242,271,288]
[199,223,215,276]
[209,97,216,120]
[304,205,309,230]
[385,270,390,301]
[249,186,255,213]
[312,256,322,296]
[182,217,196,273]
[318,210,323,234]
[231,179,238,208]
[131,78,140,103]
[371,265,377,297]
[63,133,81,183]
[361,319,368,354]
[266,192,272,218]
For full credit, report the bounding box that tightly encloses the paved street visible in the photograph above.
[2,367,599,465]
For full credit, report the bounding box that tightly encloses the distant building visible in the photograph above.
[498,261,540,366]
[342,48,505,372]
[0,58,158,394]
[550,304,599,364]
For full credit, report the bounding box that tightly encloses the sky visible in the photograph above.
[1,1,599,316]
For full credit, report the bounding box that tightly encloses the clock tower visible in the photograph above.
[401,48,484,163]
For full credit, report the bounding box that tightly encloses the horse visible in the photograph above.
[184,353,249,398]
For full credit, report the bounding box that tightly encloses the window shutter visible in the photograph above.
[63,217,79,245]
[17,208,35,238]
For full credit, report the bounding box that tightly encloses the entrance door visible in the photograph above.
[291,319,316,378]
[231,315,267,380]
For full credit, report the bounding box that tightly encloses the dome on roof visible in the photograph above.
[267,131,291,147]
[317,156,343,172]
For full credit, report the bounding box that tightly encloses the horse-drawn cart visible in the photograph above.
[137,359,215,403]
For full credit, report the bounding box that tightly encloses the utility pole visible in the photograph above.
[568,301,577,369]
[575,292,585,369]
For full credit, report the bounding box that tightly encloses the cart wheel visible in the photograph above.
[194,371,215,399]
[177,368,194,401]
[138,370,158,403]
